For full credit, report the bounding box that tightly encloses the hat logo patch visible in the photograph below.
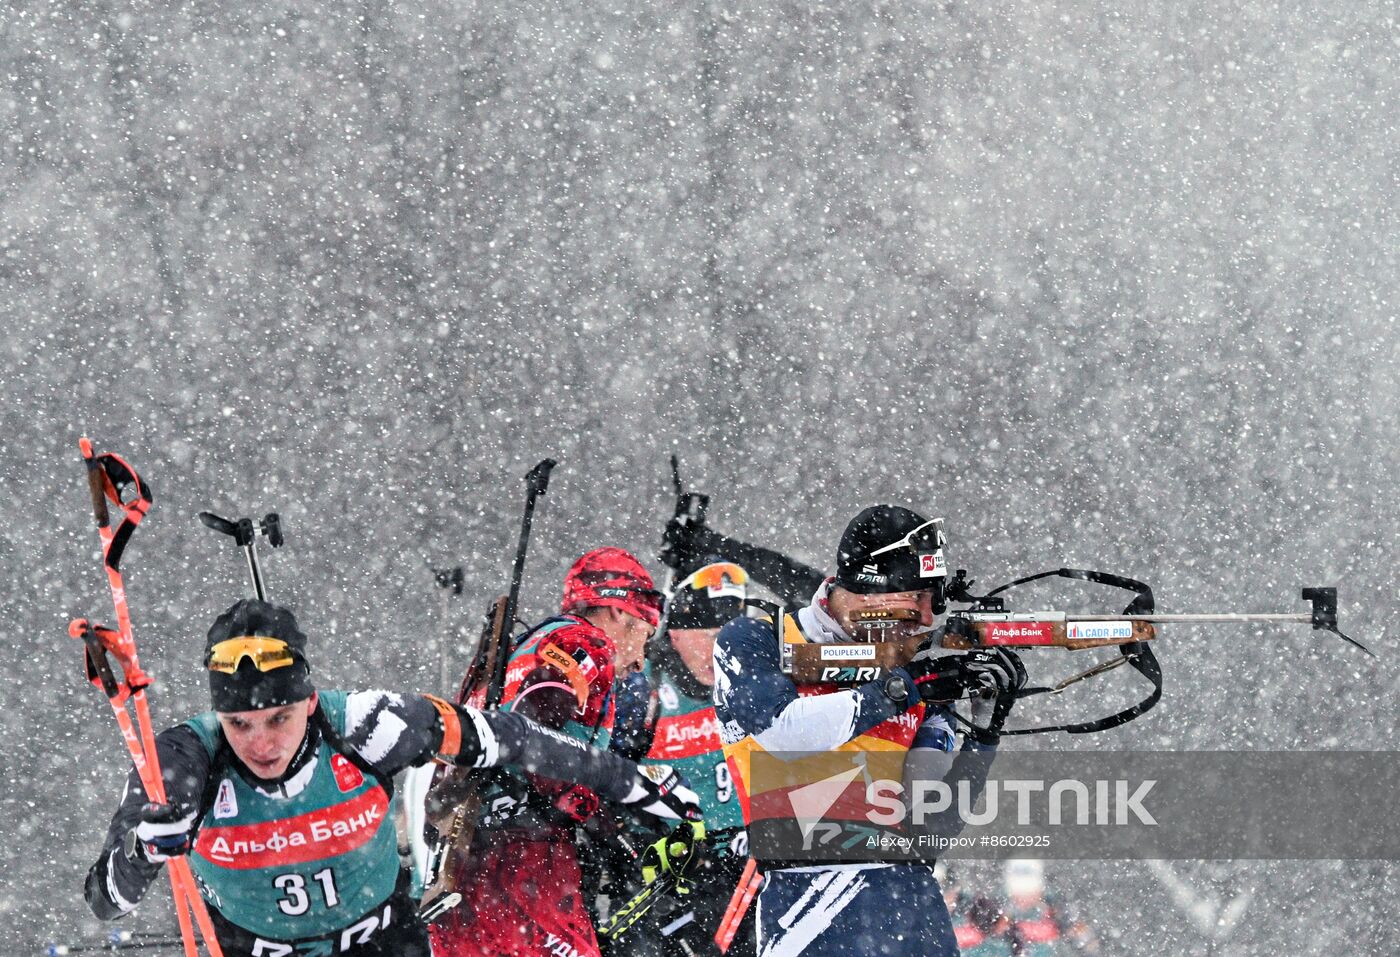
[919,553,946,578]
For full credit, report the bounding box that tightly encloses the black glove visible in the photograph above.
[902,648,980,703]
[961,647,1027,696]
[659,515,721,571]
[962,648,1028,744]
[124,802,196,864]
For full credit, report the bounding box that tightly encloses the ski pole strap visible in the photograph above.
[71,618,123,699]
[80,438,153,573]
[69,618,149,699]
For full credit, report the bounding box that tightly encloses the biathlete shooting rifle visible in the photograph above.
[779,532,1373,735]
[418,458,557,921]
[68,439,225,957]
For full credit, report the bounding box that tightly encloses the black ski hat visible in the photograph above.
[204,599,313,712]
[666,561,749,630]
[834,505,948,596]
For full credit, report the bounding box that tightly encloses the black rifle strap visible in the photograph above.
[976,567,1163,736]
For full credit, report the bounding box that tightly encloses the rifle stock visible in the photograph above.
[420,595,509,919]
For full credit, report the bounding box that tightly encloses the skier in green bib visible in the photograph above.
[85,599,702,957]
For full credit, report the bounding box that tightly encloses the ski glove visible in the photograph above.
[963,648,1028,744]
[124,803,197,864]
[659,515,722,571]
[960,648,1027,697]
[903,648,980,703]
[619,764,703,833]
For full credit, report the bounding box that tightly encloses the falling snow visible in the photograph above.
[2,0,1397,954]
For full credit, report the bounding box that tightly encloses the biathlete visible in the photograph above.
[85,598,701,957]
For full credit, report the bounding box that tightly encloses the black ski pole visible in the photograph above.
[487,458,556,705]
[430,564,465,693]
[44,933,184,955]
[198,511,282,600]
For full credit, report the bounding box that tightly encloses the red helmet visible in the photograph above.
[561,547,663,626]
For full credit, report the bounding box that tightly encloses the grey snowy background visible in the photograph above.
[2,0,1397,953]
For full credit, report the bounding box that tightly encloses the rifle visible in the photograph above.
[777,566,1372,736]
[419,459,556,921]
[656,454,710,588]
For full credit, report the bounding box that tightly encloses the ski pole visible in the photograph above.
[714,858,763,953]
[76,439,224,957]
[430,565,465,696]
[197,511,282,601]
[72,621,202,957]
[45,930,185,955]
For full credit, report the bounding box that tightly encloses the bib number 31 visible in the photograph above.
[274,867,340,915]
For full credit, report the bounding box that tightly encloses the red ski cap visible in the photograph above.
[561,547,663,626]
